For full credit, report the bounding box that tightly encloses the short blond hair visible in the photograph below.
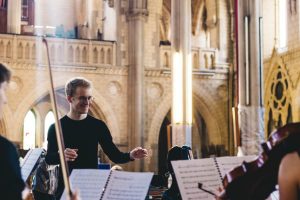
[65,77,91,97]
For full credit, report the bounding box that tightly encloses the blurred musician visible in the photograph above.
[278,151,300,200]
[0,63,25,200]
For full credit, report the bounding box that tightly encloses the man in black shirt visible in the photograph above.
[0,63,25,200]
[45,77,148,198]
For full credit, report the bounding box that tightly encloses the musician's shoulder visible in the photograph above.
[87,115,104,124]
[280,151,300,171]
[0,135,15,150]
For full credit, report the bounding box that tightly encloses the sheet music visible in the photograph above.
[216,155,256,177]
[61,169,110,200]
[172,158,222,200]
[266,189,279,200]
[20,148,43,181]
[101,171,153,200]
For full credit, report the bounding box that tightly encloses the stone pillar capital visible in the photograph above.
[127,9,149,21]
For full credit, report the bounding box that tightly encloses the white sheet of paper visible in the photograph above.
[101,171,153,200]
[61,169,110,200]
[20,148,43,181]
[216,155,256,177]
[172,158,222,200]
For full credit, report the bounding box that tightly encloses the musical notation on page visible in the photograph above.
[172,158,221,200]
[101,171,153,200]
[20,148,43,181]
[61,169,110,200]
[216,155,256,177]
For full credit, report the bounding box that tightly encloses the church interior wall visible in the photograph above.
[262,0,276,59]
[263,0,300,137]
[0,0,234,173]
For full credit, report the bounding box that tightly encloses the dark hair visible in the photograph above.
[167,145,191,174]
[0,63,11,84]
[65,77,91,97]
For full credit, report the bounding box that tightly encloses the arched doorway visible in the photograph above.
[158,110,171,178]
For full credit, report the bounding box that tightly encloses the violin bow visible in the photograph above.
[42,37,72,198]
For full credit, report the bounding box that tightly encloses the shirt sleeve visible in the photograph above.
[0,139,25,200]
[45,124,60,165]
[98,121,131,164]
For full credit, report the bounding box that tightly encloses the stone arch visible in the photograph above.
[0,119,7,137]
[204,54,208,68]
[147,92,171,172]
[6,42,12,58]
[147,85,224,172]
[93,47,98,63]
[68,46,74,62]
[192,0,205,35]
[193,53,199,69]
[18,43,23,59]
[192,93,223,145]
[100,48,105,64]
[82,47,87,63]
[163,52,169,68]
[1,106,13,140]
[75,46,80,63]
[25,43,30,59]
[210,54,215,68]
[31,44,36,60]
[50,44,56,61]
[57,45,63,62]
[107,48,112,65]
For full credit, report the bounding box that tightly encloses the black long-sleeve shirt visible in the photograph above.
[0,136,25,200]
[46,115,132,198]
[45,115,131,171]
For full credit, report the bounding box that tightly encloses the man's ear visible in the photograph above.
[67,95,73,103]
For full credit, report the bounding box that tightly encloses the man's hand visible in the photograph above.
[64,148,78,161]
[130,147,148,160]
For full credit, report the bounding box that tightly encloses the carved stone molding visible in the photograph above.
[147,82,163,99]
[6,61,129,75]
[107,81,122,96]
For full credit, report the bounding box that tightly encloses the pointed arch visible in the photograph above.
[68,46,74,62]
[18,43,23,59]
[57,45,63,62]
[163,52,169,68]
[44,111,55,149]
[6,42,12,58]
[23,110,36,150]
[75,46,80,63]
[100,48,105,64]
[25,43,30,59]
[264,51,294,136]
[93,47,98,63]
[193,53,199,69]
[50,45,55,61]
[31,44,36,60]
[106,48,112,65]
[82,47,87,63]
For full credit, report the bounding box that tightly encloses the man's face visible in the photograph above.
[68,86,92,115]
[0,81,8,118]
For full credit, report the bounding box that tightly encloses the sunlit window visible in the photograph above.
[278,0,287,48]
[23,110,36,150]
[43,111,55,149]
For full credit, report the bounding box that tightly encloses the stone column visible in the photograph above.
[7,0,21,34]
[86,0,101,39]
[171,0,192,147]
[238,0,264,155]
[127,0,148,171]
